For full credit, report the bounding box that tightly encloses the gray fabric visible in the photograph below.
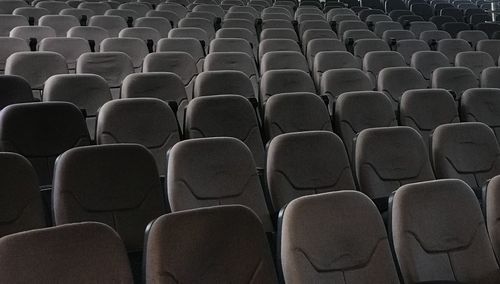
[302,29,337,51]
[0,37,29,71]
[105,9,139,22]
[299,20,330,37]
[363,51,406,87]
[264,92,332,140]
[193,4,225,17]
[53,144,165,252]
[461,88,500,141]
[382,30,415,43]
[39,15,79,37]
[118,2,150,17]
[0,152,46,238]
[97,98,180,174]
[477,39,500,65]
[194,70,255,98]
[485,175,500,264]
[267,131,354,212]
[260,28,299,41]
[457,30,488,48]
[355,126,435,199]
[400,88,459,150]
[210,38,255,60]
[135,17,171,38]
[419,30,451,43]
[0,14,28,36]
[119,27,160,46]
[39,37,90,69]
[0,102,91,186]
[0,75,34,109]
[377,66,427,110]
[431,67,479,99]
[5,51,67,90]
[167,137,272,231]
[36,1,70,14]
[437,39,473,65]
[101,37,149,69]
[178,17,215,40]
[338,20,368,38]
[259,39,301,61]
[67,26,109,51]
[307,38,346,70]
[411,50,450,84]
[77,52,133,88]
[12,7,49,25]
[9,26,56,45]
[313,51,359,89]
[60,8,95,25]
[156,3,188,18]
[396,39,430,65]
[168,27,209,46]
[481,67,500,88]
[353,39,390,63]
[89,15,127,37]
[157,38,204,67]
[343,29,377,42]
[79,2,111,15]
[455,51,495,77]
[392,179,500,284]
[409,21,437,38]
[145,205,278,283]
[261,51,308,74]
[281,191,400,283]
[432,122,500,191]
[335,91,397,160]
[146,10,180,27]
[0,222,133,283]
[321,68,373,104]
[260,69,316,105]
[374,20,403,37]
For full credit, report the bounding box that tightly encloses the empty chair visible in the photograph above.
[430,15,456,29]
[0,0,28,14]
[60,8,95,26]
[0,75,34,109]
[260,28,299,42]
[178,17,215,41]
[119,27,161,51]
[146,10,180,27]
[185,95,265,167]
[39,37,90,71]
[321,68,373,107]
[337,20,368,39]
[400,88,459,148]
[0,102,91,187]
[301,28,338,50]
[457,30,488,48]
[335,91,397,159]
[264,93,332,140]
[432,66,478,100]
[259,39,301,62]
[483,175,500,263]
[396,39,430,64]
[194,70,255,100]
[432,122,500,193]
[89,15,127,37]
[267,131,355,213]
[5,51,67,96]
[409,21,437,38]
[105,9,138,26]
[77,52,133,99]
[101,37,148,71]
[280,191,400,283]
[0,38,29,73]
[299,20,331,38]
[221,19,258,39]
[313,51,359,88]
[481,67,500,88]
[0,222,133,283]
[374,21,403,38]
[143,52,198,100]
[260,51,308,74]
[67,26,108,52]
[0,152,46,238]
[204,52,258,94]
[135,17,171,38]
[365,14,392,26]
[306,39,346,71]
[53,144,165,281]
[192,4,225,18]
[38,15,79,37]
[477,40,500,65]
[342,29,378,42]
[157,38,205,72]
[144,205,278,283]
[391,179,500,284]
[353,39,390,65]
[0,15,28,37]
[460,88,500,141]
[12,7,49,26]
[214,29,258,59]
[476,22,500,39]
[36,1,70,15]
[442,22,470,38]
[355,126,435,212]
[260,69,316,107]
[437,38,473,65]
[96,98,180,174]
[43,74,111,139]
[261,19,294,31]
[358,8,384,21]
[411,50,450,86]
[382,30,416,45]
[156,3,187,19]
[389,9,413,21]
[363,51,406,87]
[378,66,427,111]
[119,2,150,17]
[78,2,111,15]
[455,51,495,77]
[9,26,56,50]
[419,30,451,45]
[168,27,209,53]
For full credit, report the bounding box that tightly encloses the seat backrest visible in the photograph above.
[135,17,172,38]
[0,38,29,72]
[455,51,495,77]
[157,38,204,70]
[67,26,109,51]
[89,15,127,37]
[436,38,473,65]
[97,98,180,174]
[39,37,90,70]
[60,8,95,26]
[355,126,435,204]
[477,39,500,65]
[432,122,500,192]
[281,191,400,283]
[36,1,70,14]
[374,20,403,37]
[457,30,488,48]
[167,137,273,230]
[377,66,427,110]
[431,66,479,100]
[0,102,91,186]
[5,51,67,90]
[363,51,406,86]
[419,30,451,43]
[53,144,164,252]
[313,51,359,88]
[411,50,450,83]
[0,152,46,238]
[144,205,278,283]
[400,88,459,149]
[337,20,368,38]
[119,2,150,17]
[9,26,56,47]
[264,92,332,140]
[119,27,161,47]
[261,51,309,74]
[0,222,133,283]
[321,68,373,104]
[396,39,430,65]
[78,2,111,15]
[335,91,397,160]
[77,52,133,88]
[306,38,346,70]
[0,14,28,36]
[259,39,301,61]
[353,39,390,62]
[210,38,254,60]
[267,131,355,212]
[204,51,257,79]
[391,179,500,284]
[194,69,255,97]
[260,69,316,106]
[484,175,500,264]
[461,88,500,142]
[38,15,79,37]
[178,17,215,40]
[100,37,148,70]
[185,95,265,168]
[409,20,437,38]
[0,75,34,110]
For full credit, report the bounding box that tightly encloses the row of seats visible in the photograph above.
[3,177,500,283]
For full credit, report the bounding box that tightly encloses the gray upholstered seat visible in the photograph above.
[377,66,427,110]
[144,205,278,283]
[260,69,316,107]
[461,88,500,142]
[431,67,479,100]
